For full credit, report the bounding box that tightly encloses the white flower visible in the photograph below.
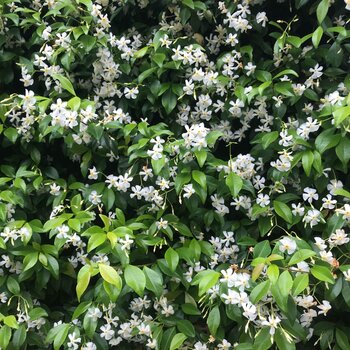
[279,237,297,255]
[329,229,349,246]
[292,203,305,216]
[50,183,61,196]
[81,342,97,350]
[321,194,336,210]
[302,187,319,204]
[256,193,270,207]
[343,269,350,281]
[87,307,102,322]
[345,0,350,10]
[88,166,99,180]
[319,250,333,264]
[314,237,327,251]
[260,315,281,335]
[336,204,350,221]
[156,218,168,230]
[67,332,81,350]
[303,209,321,227]
[89,191,102,205]
[124,86,139,99]
[183,184,195,198]
[317,300,331,315]
[100,324,115,340]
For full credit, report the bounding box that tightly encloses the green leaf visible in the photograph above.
[226,172,243,198]
[99,263,122,290]
[161,327,177,350]
[162,89,177,114]
[151,156,166,176]
[7,276,20,294]
[133,46,148,58]
[273,69,299,79]
[0,325,11,350]
[312,26,323,48]
[292,273,309,296]
[177,320,195,337]
[278,270,293,297]
[192,269,220,296]
[261,131,278,149]
[336,328,350,350]
[153,53,166,67]
[252,263,265,282]
[138,67,157,83]
[336,138,350,167]
[68,218,81,232]
[207,306,220,336]
[250,280,271,303]
[52,74,76,96]
[4,127,18,143]
[271,283,287,312]
[181,303,201,315]
[87,233,106,252]
[342,280,350,307]
[311,265,334,284]
[302,150,314,177]
[182,0,194,9]
[165,247,179,272]
[267,264,279,284]
[12,325,26,349]
[253,240,271,258]
[144,266,163,298]
[288,249,316,266]
[194,149,207,167]
[53,323,70,350]
[316,0,329,24]
[192,170,207,190]
[273,201,293,224]
[334,188,350,199]
[4,315,18,329]
[253,327,273,350]
[275,328,296,350]
[76,265,91,301]
[125,265,146,296]
[315,130,341,154]
[333,106,350,126]
[206,130,223,146]
[170,333,187,350]
[22,252,38,272]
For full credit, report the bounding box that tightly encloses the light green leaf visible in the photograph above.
[278,270,293,297]
[144,266,163,298]
[52,74,76,96]
[170,333,187,350]
[311,265,334,284]
[207,306,220,336]
[192,170,207,190]
[273,201,293,224]
[76,265,91,301]
[182,0,194,9]
[250,280,270,303]
[316,0,329,24]
[267,264,279,284]
[165,247,179,272]
[288,249,316,266]
[99,263,122,290]
[125,265,146,296]
[292,273,309,296]
[312,26,323,48]
[194,149,207,167]
[226,172,243,198]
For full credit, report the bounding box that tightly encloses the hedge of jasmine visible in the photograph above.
[0,0,350,349]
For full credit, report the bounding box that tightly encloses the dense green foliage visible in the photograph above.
[0,0,350,349]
